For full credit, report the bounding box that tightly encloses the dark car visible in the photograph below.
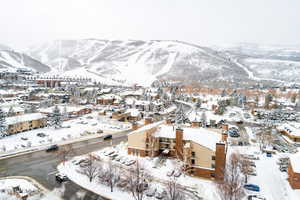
[37,133,47,137]
[46,144,59,152]
[244,184,260,192]
[55,173,68,183]
[103,134,112,140]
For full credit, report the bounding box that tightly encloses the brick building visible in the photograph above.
[128,121,227,180]
[288,153,300,189]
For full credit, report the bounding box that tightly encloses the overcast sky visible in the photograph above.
[0,0,299,50]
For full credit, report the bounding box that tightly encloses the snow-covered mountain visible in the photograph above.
[1,40,300,87]
[0,46,51,73]
[219,43,300,84]
[27,39,252,87]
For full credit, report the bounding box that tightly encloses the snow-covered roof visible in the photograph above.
[120,89,143,97]
[126,108,140,117]
[277,123,300,137]
[128,120,165,135]
[290,153,300,173]
[6,113,46,125]
[39,105,88,114]
[98,94,121,100]
[154,125,222,151]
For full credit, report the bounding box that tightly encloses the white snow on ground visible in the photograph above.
[229,144,300,200]
[58,143,220,200]
[0,179,37,191]
[0,112,131,154]
[154,52,177,77]
[0,178,62,200]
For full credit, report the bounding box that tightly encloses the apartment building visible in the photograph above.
[288,153,300,189]
[128,121,227,180]
[6,113,47,135]
[277,123,300,142]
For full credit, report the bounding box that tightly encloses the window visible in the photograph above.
[191,152,196,157]
[212,156,216,160]
[191,159,195,165]
[211,164,215,169]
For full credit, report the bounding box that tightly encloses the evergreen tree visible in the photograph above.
[0,108,8,138]
[175,104,186,125]
[221,89,227,97]
[7,106,14,117]
[201,111,207,127]
[50,105,62,129]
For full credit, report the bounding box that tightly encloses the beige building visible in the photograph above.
[6,113,47,135]
[277,123,300,143]
[128,121,227,180]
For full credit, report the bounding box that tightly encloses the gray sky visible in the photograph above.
[0,0,299,50]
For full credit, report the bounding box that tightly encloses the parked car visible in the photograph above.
[46,144,59,152]
[266,152,272,157]
[174,170,182,177]
[146,188,156,197]
[21,137,28,141]
[248,195,266,200]
[104,150,115,156]
[37,133,46,137]
[155,190,167,199]
[97,129,103,134]
[230,132,240,137]
[167,170,174,177]
[55,173,68,183]
[125,160,136,166]
[244,184,260,192]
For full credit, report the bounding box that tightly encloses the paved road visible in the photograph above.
[0,134,128,200]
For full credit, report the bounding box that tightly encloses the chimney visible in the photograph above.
[215,142,226,180]
[222,132,228,142]
[132,122,139,130]
[175,128,183,159]
[191,121,200,127]
[144,117,153,125]
[222,124,229,131]
[166,118,172,125]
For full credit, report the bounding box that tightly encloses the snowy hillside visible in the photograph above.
[0,50,51,73]
[218,43,300,84]
[27,39,251,86]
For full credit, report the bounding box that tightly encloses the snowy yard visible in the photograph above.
[58,142,220,200]
[0,177,61,200]
[0,112,131,155]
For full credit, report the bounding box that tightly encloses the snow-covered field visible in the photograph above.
[0,112,131,155]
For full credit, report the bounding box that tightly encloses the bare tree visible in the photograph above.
[256,128,272,152]
[216,153,245,200]
[126,159,149,200]
[79,154,99,182]
[102,158,121,192]
[166,176,184,200]
[239,156,252,184]
[57,144,75,165]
